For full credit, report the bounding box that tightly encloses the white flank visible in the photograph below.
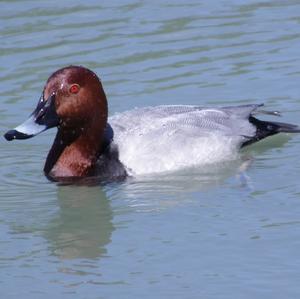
[108,105,256,175]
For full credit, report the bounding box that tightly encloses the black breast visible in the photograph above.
[95,142,128,181]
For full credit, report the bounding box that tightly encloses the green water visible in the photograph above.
[1,1,300,298]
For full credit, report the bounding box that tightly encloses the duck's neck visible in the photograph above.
[44,124,105,179]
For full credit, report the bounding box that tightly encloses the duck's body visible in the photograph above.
[4,66,300,181]
[107,104,299,175]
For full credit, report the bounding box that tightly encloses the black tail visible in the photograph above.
[242,116,300,147]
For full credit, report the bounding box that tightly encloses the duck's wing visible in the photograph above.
[109,104,261,141]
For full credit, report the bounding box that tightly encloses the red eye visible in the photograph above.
[69,84,80,94]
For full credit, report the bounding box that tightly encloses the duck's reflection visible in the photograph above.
[44,185,114,260]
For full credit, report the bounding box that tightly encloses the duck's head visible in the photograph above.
[4,66,108,141]
[4,66,110,179]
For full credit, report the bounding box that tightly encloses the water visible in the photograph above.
[1,0,300,298]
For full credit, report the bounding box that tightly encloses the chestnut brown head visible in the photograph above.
[4,66,108,140]
[45,66,107,129]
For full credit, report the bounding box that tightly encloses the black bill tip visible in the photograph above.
[4,130,33,141]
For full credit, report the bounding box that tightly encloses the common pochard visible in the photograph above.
[4,66,300,181]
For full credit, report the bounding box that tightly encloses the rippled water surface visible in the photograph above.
[1,1,300,298]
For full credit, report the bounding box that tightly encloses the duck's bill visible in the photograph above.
[4,93,59,141]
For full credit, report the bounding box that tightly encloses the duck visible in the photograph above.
[4,66,300,181]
